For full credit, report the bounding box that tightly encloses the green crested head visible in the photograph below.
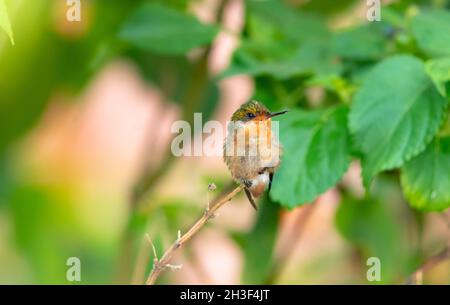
[230,100,270,122]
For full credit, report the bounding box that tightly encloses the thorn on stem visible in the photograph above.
[153,258,161,271]
[146,234,163,272]
[165,263,183,271]
[204,208,218,219]
[176,230,182,248]
[146,233,158,262]
[207,183,216,211]
[145,184,244,285]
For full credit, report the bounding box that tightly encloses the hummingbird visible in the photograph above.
[223,100,288,210]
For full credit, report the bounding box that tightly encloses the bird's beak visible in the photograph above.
[268,110,288,118]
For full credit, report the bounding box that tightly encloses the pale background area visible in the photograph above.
[0,0,448,284]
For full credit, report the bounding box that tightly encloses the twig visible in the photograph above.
[145,184,244,285]
[406,247,450,284]
[146,234,158,261]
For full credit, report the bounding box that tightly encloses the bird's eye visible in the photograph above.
[246,112,256,119]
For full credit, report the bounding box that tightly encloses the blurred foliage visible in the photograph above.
[240,194,280,284]
[0,0,449,285]
[119,3,219,55]
[0,0,14,44]
[410,9,450,57]
[0,0,142,157]
[336,177,418,284]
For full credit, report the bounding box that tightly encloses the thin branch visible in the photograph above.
[146,234,158,261]
[145,184,244,285]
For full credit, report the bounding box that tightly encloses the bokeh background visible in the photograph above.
[0,0,449,284]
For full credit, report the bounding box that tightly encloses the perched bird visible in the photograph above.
[223,100,288,210]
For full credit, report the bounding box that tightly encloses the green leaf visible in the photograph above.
[411,9,450,57]
[301,0,358,16]
[118,3,219,55]
[425,57,450,97]
[349,55,448,187]
[401,138,450,212]
[247,0,330,44]
[221,1,336,81]
[222,40,341,80]
[0,0,14,45]
[241,195,280,284]
[271,106,351,208]
[331,24,386,60]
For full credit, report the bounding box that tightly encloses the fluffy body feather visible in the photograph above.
[223,101,284,208]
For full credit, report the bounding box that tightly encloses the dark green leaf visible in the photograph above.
[401,137,450,212]
[301,0,358,16]
[331,24,386,60]
[247,0,330,44]
[411,9,450,57]
[222,41,341,80]
[271,106,351,207]
[118,3,219,55]
[349,55,448,186]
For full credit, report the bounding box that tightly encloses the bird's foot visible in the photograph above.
[242,179,253,188]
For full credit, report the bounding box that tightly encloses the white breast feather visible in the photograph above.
[250,172,270,191]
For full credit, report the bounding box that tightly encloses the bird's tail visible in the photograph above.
[244,188,258,210]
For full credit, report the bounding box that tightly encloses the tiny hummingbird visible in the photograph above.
[223,100,288,210]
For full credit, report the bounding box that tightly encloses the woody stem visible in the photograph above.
[146,184,244,285]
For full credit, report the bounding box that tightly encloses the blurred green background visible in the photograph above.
[0,0,449,284]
